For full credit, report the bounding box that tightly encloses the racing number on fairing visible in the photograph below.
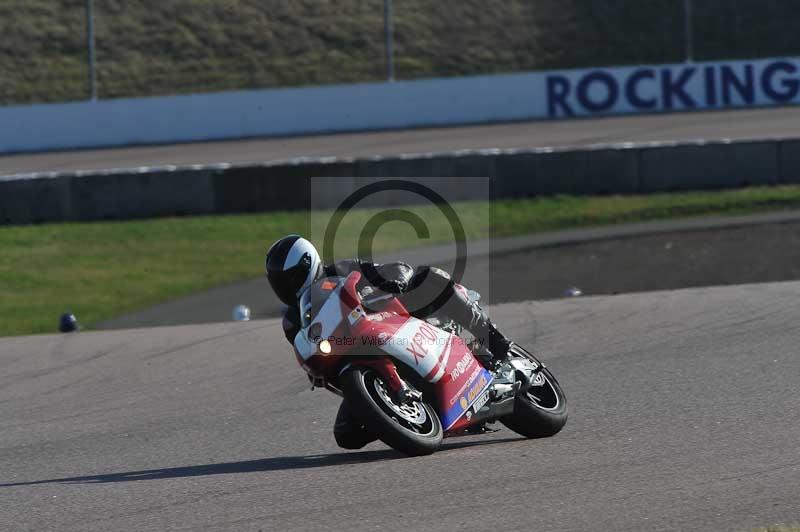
[406,322,438,365]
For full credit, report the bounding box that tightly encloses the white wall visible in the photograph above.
[2,56,800,154]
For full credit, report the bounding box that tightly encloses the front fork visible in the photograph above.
[342,358,422,403]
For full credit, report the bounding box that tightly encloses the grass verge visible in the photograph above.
[2,185,800,337]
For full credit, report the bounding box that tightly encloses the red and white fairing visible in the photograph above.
[294,271,493,432]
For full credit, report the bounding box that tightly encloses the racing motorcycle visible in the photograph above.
[293,270,568,456]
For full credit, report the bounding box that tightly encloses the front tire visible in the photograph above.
[340,367,442,456]
[500,346,568,438]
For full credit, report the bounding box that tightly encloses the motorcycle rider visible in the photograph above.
[265,234,511,449]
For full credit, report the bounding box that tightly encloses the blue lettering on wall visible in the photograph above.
[576,71,619,112]
[661,67,697,109]
[704,66,718,106]
[547,75,573,117]
[625,68,657,109]
[721,65,755,105]
[761,61,800,102]
[543,59,800,118]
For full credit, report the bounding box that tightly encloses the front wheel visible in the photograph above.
[340,366,442,456]
[500,345,568,438]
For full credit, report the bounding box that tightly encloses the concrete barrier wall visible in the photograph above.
[780,139,800,183]
[2,137,799,225]
[0,73,550,154]
[639,140,781,192]
[4,56,800,154]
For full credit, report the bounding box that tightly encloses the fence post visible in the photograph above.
[683,0,694,62]
[384,0,395,81]
[87,0,98,100]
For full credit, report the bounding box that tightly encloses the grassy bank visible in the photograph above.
[2,0,800,104]
[2,185,800,337]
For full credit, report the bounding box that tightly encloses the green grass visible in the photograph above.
[2,0,800,104]
[3,185,800,337]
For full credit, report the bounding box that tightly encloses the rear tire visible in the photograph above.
[500,346,568,438]
[340,367,442,456]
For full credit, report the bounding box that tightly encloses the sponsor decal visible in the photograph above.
[546,58,800,118]
[472,390,490,413]
[464,391,490,421]
[449,352,474,381]
[449,365,482,406]
[321,280,338,291]
[466,373,489,404]
[367,312,394,322]
[348,306,364,325]
[405,321,439,365]
[375,318,450,382]
[441,368,494,430]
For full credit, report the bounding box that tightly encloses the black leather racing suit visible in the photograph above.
[281,259,509,450]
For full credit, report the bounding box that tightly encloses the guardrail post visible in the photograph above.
[683,0,694,63]
[86,0,98,100]
[384,0,395,81]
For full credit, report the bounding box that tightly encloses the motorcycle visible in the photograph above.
[293,270,568,456]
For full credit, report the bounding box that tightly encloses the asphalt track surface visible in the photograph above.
[2,281,800,531]
[2,106,800,176]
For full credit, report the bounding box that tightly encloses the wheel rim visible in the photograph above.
[509,345,562,412]
[364,372,437,436]
[524,370,560,411]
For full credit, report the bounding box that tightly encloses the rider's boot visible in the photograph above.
[333,400,378,450]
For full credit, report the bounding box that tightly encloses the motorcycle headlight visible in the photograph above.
[318,339,332,355]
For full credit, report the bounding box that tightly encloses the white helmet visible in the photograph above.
[265,235,322,305]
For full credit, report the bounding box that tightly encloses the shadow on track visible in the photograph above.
[0,436,523,487]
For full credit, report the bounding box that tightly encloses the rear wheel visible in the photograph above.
[340,367,442,456]
[500,345,568,438]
